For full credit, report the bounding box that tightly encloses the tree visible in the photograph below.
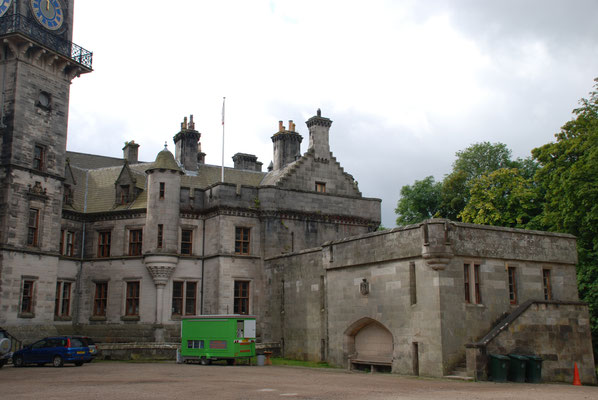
[438,142,515,220]
[532,78,598,353]
[395,176,442,226]
[459,168,542,228]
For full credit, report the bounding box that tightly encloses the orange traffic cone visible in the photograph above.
[573,363,582,386]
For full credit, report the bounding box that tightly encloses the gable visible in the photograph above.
[261,150,361,197]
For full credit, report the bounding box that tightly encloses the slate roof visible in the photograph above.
[64,151,267,214]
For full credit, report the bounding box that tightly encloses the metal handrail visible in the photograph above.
[0,13,92,69]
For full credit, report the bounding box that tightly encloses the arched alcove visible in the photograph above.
[344,317,394,368]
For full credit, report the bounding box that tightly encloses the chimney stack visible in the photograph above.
[306,109,332,161]
[173,114,201,171]
[123,140,140,164]
[271,118,302,171]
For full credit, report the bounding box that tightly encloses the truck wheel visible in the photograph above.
[226,359,235,365]
[200,357,211,365]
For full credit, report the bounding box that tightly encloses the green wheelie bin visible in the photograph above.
[488,354,510,382]
[507,354,528,382]
[525,355,543,383]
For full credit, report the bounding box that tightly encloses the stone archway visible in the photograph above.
[344,318,393,368]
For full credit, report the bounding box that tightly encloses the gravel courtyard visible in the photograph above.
[0,362,596,400]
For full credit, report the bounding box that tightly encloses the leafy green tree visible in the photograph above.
[395,176,442,225]
[458,168,542,228]
[532,78,598,352]
[439,142,515,220]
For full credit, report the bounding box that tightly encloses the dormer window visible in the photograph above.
[63,184,73,205]
[120,185,130,204]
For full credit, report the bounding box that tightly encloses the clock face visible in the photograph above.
[0,0,12,18]
[30,0,64,31]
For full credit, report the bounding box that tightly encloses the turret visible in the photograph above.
[306,109,332,161]
[173,115,200,171]
[145,144,183,254]
[271,119,303,170]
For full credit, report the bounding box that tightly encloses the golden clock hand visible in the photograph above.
[46,0,49,11]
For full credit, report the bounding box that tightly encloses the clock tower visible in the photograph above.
[0,0,91,323]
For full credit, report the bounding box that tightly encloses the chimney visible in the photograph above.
[123,140,140,164]
[173,115,200,171]
[271,118,302,171]
[306,108,332,161]
[232,153,263,172]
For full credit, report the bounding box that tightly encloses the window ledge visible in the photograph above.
[54,315,72,321]
[120,315,140,322]
[89,316,107,322]
[18,312,35,319]
[465,303,486,308]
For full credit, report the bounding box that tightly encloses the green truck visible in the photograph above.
[180,315,256,365]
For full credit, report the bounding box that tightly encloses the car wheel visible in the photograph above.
[13,355,24,368]
[52,355,64,368]
[74,361,83,366]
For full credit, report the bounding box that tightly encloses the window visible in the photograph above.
[120,185,130,204]
[315,181,326,193]
[97,231,111,257]
[235,227,250,255]
[63,184,73,205]
[129,229,143,256]
[172,281,197,316]
[60,230,74,256]
[27,208,39,246]
[125,281,140,316]
[181,229,193,255]
[94,282,108,317]
[33,145,45,171]
[157,224,163,248]
[464,263,482,304]
[474,264,482,304]
[187,340,204,349]
[159,182,165,199]
[463,264,471,303]
[54,281,71,317]
[543,269,552,300]
[508,267,517,304]
[21,280,34,314]
[234,280,250,315]
[409,262,417,305]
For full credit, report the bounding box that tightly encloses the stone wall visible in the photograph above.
[467,301,596,384]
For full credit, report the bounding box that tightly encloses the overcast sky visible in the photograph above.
[67,0,598,228]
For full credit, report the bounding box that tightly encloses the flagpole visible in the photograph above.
[221,97,225,182]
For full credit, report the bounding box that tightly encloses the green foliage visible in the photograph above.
[459,168,542,228]
[395,176,442,226]
[532,78,598,348]
[438,142,517,220]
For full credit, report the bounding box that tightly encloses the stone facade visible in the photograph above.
[0,1,595,384]
[265,221,596,383]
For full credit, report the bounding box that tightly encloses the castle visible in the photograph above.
[0,1,595,383]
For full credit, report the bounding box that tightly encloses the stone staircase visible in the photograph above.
[444,358,473,381]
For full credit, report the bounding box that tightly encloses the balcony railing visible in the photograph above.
[0,13,92,70]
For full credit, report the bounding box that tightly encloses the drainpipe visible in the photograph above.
[73,170,89,326]
[200,217,206,314]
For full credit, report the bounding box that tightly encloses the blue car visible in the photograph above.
[12,336,91,367]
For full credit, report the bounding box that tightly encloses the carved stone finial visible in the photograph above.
[164,141,168,150]
[189,115,195,130]
[317,108,321,117]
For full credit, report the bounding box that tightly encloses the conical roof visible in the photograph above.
[146,145,182,173]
